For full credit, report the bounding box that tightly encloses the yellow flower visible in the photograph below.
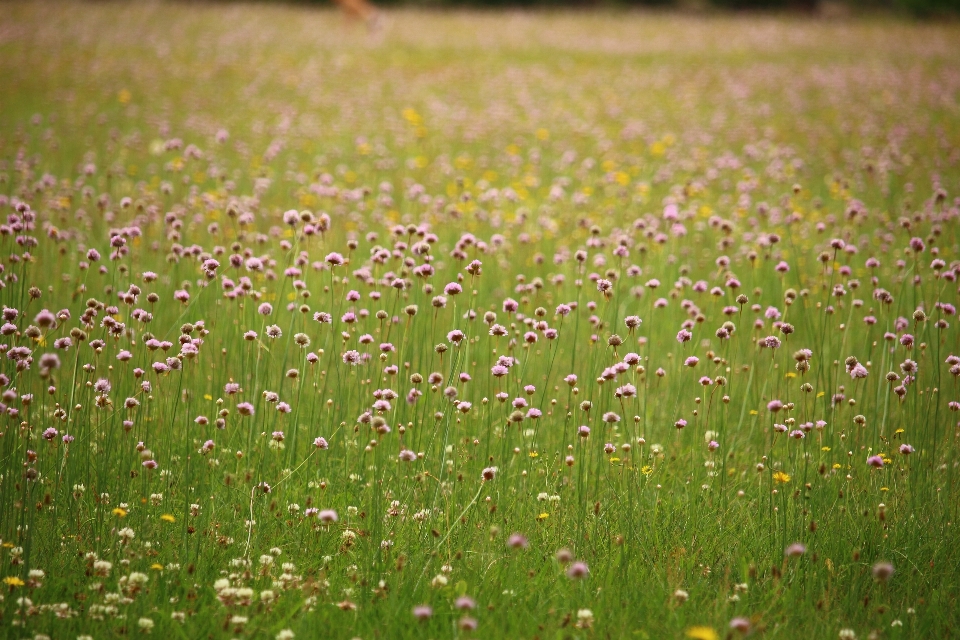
[160,514,176,523]
[528,451,539,458]
[641,465,653,475]
[4,576,25,587]
[150,563,164,571]
[113,508,127,518]
[749,410,758,415]
[609,457,620,464]
[536,513,550,521]
[686,626,719,640]
[773,471,791,484]
[821,446,831,452]
[832,463,842,469]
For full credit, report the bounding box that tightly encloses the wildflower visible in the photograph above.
[729,618,750,633]
[507,533,528,549]
[566,561,589,579]
[784,542,806,557]
[866,455,884,468]
[412,605,432,621]
[872,562,894,582]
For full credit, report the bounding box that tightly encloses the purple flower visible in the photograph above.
[784,543,806,558]
[867,455,884,468]
[872,561,894,582]
[676,329,692,343]
[412,605,433,621]
[730,617,750,633]
[566,561,589,579]
[507,533,528,549]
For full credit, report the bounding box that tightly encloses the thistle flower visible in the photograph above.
[872,561,894,582]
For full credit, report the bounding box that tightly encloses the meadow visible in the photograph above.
[1,3,960,638]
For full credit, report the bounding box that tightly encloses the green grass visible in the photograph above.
[0,3,959,639]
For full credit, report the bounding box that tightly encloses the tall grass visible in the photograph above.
[0,4,958,639]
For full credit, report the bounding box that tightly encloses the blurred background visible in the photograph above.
[306,0,957,18]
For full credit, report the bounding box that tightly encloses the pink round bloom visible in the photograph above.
[412,605,433,621]
[849,363,869,379]
[684,356,699,367]
[730,617,751,633]
[676,329,692,343]
[872,561,894,582]
[899,444,914,455]
[867,455,884,468]
[482,467,497,481]
[444,282,462,296]
[455,596,476,610]
[399,449,417,461]
[578,426,590,438]
[318,509,338,524]
[566,561,589,579]
[237,402,255,416]
[674,418,687,430]
[314,437,329,449]
[784,543,806,558]
[507,533,528,549]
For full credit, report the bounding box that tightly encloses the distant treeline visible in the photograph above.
[312,0,959,16]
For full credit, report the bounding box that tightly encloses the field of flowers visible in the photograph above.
[1,3,960,639]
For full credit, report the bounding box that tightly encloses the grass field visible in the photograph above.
[1,3,960,638]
